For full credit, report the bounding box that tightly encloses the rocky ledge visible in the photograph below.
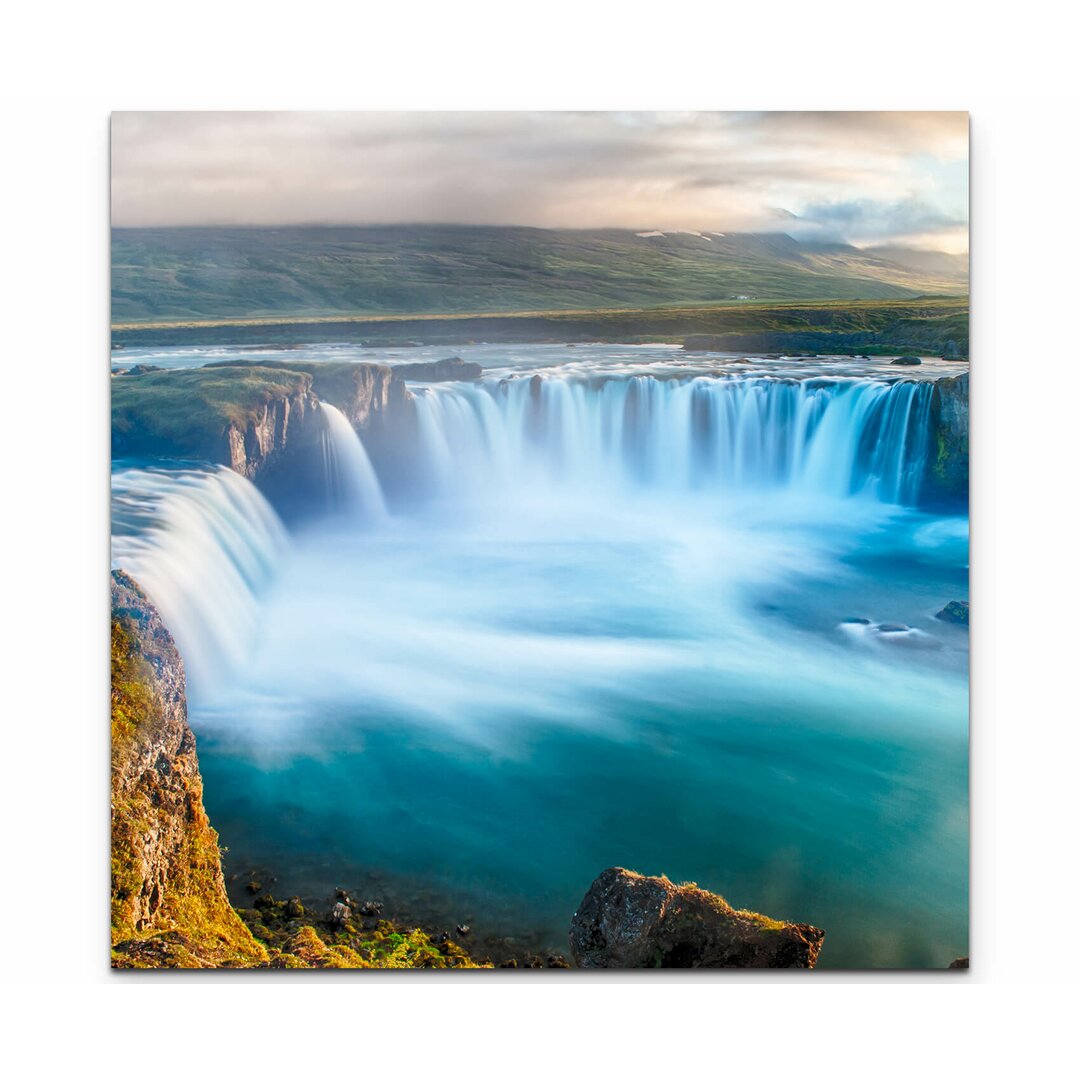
[922,371,969,507]
[569,867,825,968]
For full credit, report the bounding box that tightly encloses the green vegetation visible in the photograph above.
[112,365,311,447]
[112,225,967,325]
[113,296,968,353]
[110,613,269,968]
[239,897,488,969]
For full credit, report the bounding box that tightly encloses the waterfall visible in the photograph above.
[111,465,288,694]
[409,375,935,505]
[319,402,388,521]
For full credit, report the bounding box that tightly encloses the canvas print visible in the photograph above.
[110,111,969,970]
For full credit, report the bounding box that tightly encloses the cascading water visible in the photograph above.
[319,403,388,521]
[111,465,288,693]
[409,375,934,506]
[109,345,968,969]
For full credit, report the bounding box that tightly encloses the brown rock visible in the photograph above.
[569,867,824,969]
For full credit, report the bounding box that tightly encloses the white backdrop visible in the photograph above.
[0,0,1075,1073]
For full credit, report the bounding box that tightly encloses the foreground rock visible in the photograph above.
[569,868,825,969]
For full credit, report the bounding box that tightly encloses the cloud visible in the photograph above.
[786,196,969,248]
[111,111,968,250]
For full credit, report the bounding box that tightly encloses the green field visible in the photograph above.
[112,297,968,355]
[112,225,968,324]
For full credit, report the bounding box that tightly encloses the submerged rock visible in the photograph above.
[936,600,970,626]
[891,355,922,365]
[569,867,824,969]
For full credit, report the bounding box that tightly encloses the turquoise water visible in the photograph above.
[112,345,969,968]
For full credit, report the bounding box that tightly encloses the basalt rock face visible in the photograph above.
[569,868,825,969]
[923,371,969,507]
[222,390,317,478]
[110,570,267,968]
[204,359,407,427]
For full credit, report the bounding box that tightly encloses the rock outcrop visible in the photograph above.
[569,868,825,969]
[891,354,922,365]
[112,365,320,480]
[923,371,969,507]
[111,570,268,967]
[204,359,406,426]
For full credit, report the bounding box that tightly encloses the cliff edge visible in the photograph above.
[111,569,268,967]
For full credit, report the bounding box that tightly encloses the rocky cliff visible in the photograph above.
[203,359,407,427]
[923,371,969,506]
[569,868,825,968]
[111,570,268,967]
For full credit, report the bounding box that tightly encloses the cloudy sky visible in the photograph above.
[112,111,968,251]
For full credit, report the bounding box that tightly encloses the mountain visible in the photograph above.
[862,245,969,282]
[111,226,967,324]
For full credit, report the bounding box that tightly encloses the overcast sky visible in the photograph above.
[111,111,968,251]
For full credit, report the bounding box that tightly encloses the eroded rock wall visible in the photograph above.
[110,570,267,968]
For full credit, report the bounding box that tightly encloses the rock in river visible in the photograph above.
[936,600,969,626]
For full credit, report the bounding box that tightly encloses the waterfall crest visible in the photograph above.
[410,375,934,505]
[111,465,288,693]
[319,403,388,521]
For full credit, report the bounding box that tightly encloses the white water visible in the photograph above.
[409,375,934,507]
[319,402,388,520]
[111,465,288,693]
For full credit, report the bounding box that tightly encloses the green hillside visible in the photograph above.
[112,226,968,324]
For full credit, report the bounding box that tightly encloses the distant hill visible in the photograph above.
[111,226,968,324]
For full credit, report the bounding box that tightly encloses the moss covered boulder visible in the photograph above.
[569,867,825,969]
